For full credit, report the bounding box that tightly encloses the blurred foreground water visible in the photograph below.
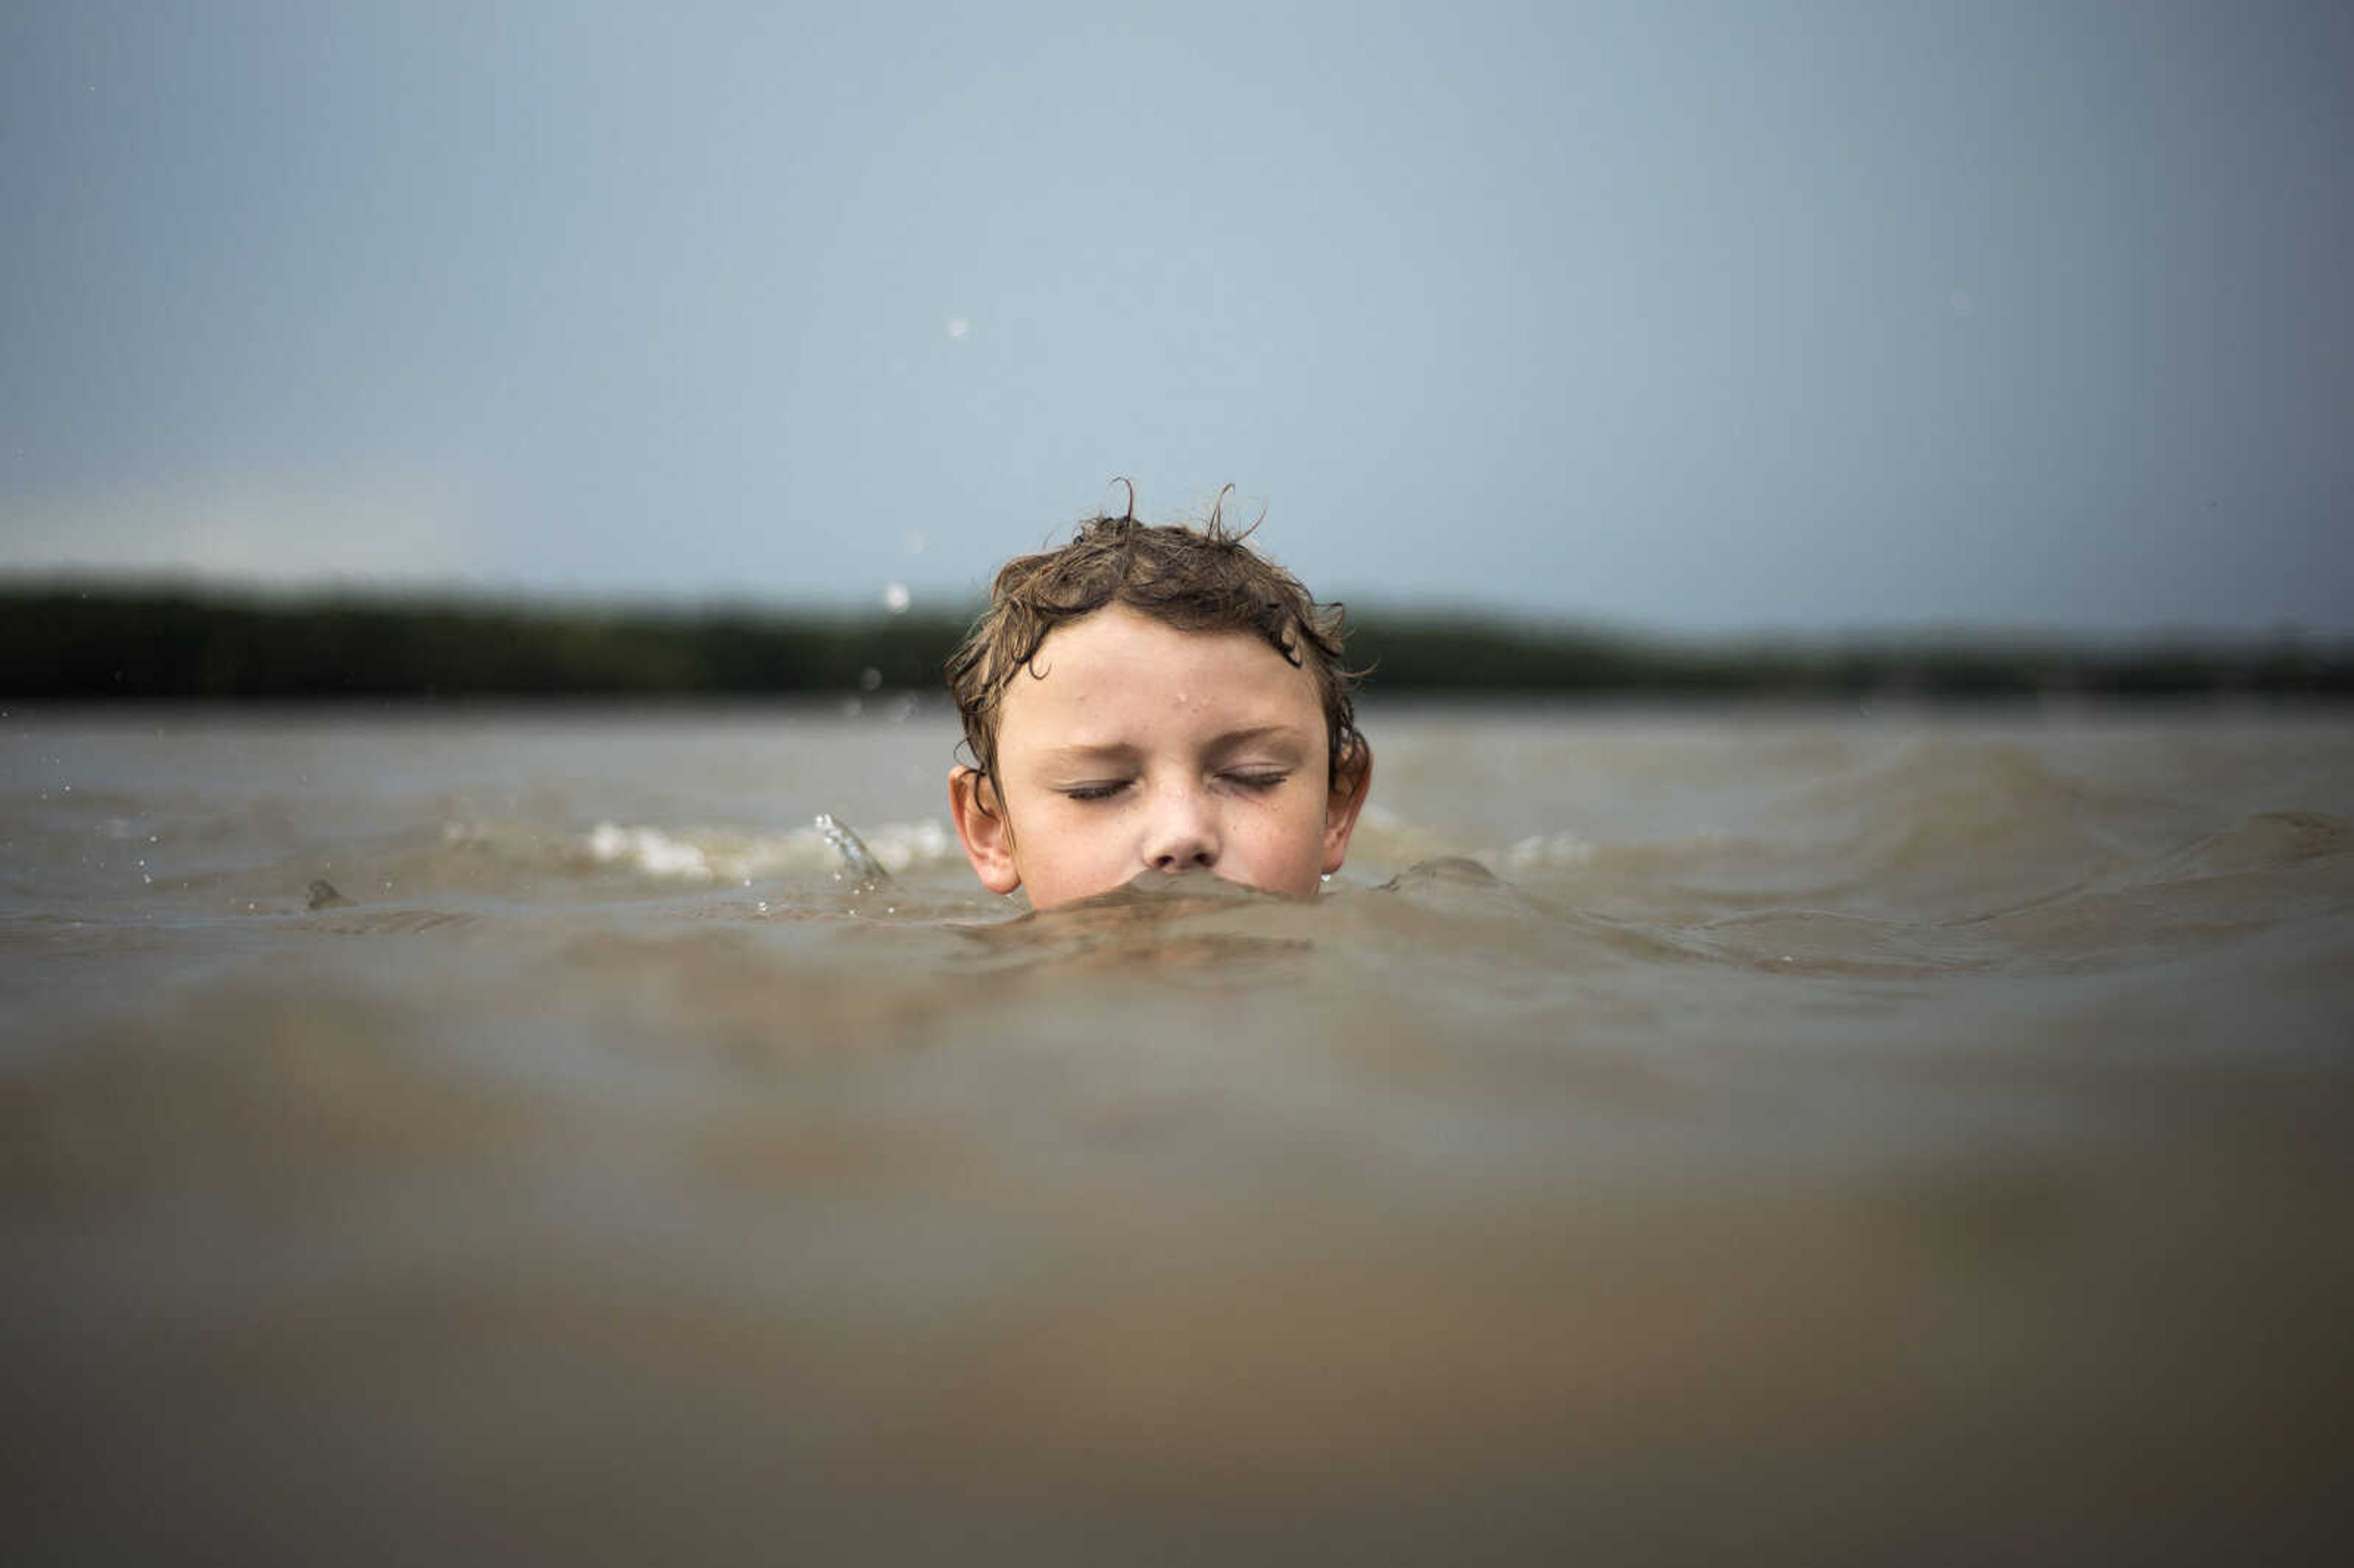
[4,699,2350,1565]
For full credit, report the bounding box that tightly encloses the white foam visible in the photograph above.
[1503,832,1599,871]
[587,821,713,881]
[580,818,958,885]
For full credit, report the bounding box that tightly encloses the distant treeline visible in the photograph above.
[3,584,2347,701]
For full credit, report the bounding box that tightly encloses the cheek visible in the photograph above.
[1016,801,1134,883]
[1236,794,1331,882]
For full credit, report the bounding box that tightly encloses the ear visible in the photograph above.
[1320,740,1374,876]
[948,766,1023,895]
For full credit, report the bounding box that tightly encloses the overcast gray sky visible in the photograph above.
[4,0,2348,632]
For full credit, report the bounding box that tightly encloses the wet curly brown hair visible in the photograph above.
[947,486,1366,802]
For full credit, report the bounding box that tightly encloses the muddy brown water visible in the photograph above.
[4,700,2350,1564]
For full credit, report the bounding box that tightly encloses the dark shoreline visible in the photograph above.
[6,584,2347,701]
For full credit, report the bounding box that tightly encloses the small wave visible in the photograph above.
[300,907,483,937]
[1761,739,2184,919]
[1381,856,1503,890]
[2139,810,2350,882]
[1486,826,1761,877]
[577,818,958,885]
[1498,831,1599,871]
[950,871,1320,974]
[1967,810,2354,965]
[1695,910,1999,980]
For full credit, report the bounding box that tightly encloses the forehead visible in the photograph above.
[996,605,1324,745]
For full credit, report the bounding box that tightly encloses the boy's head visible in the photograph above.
[946,494,1373,908]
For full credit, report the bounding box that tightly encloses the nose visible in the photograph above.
[1141,781,1219,874]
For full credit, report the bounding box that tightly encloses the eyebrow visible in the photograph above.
[1037,726,1311,769]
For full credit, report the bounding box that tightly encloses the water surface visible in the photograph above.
[4,700,2349,1564]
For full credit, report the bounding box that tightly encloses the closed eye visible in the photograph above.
[1064,780,1132,802]
[1223,771,1290,792]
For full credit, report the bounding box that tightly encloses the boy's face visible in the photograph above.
[949,605,1371,910]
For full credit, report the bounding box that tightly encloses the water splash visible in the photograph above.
[815,813,890,888]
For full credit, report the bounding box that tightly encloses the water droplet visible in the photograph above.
[882,583,912,614]
[859,666,883,691]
